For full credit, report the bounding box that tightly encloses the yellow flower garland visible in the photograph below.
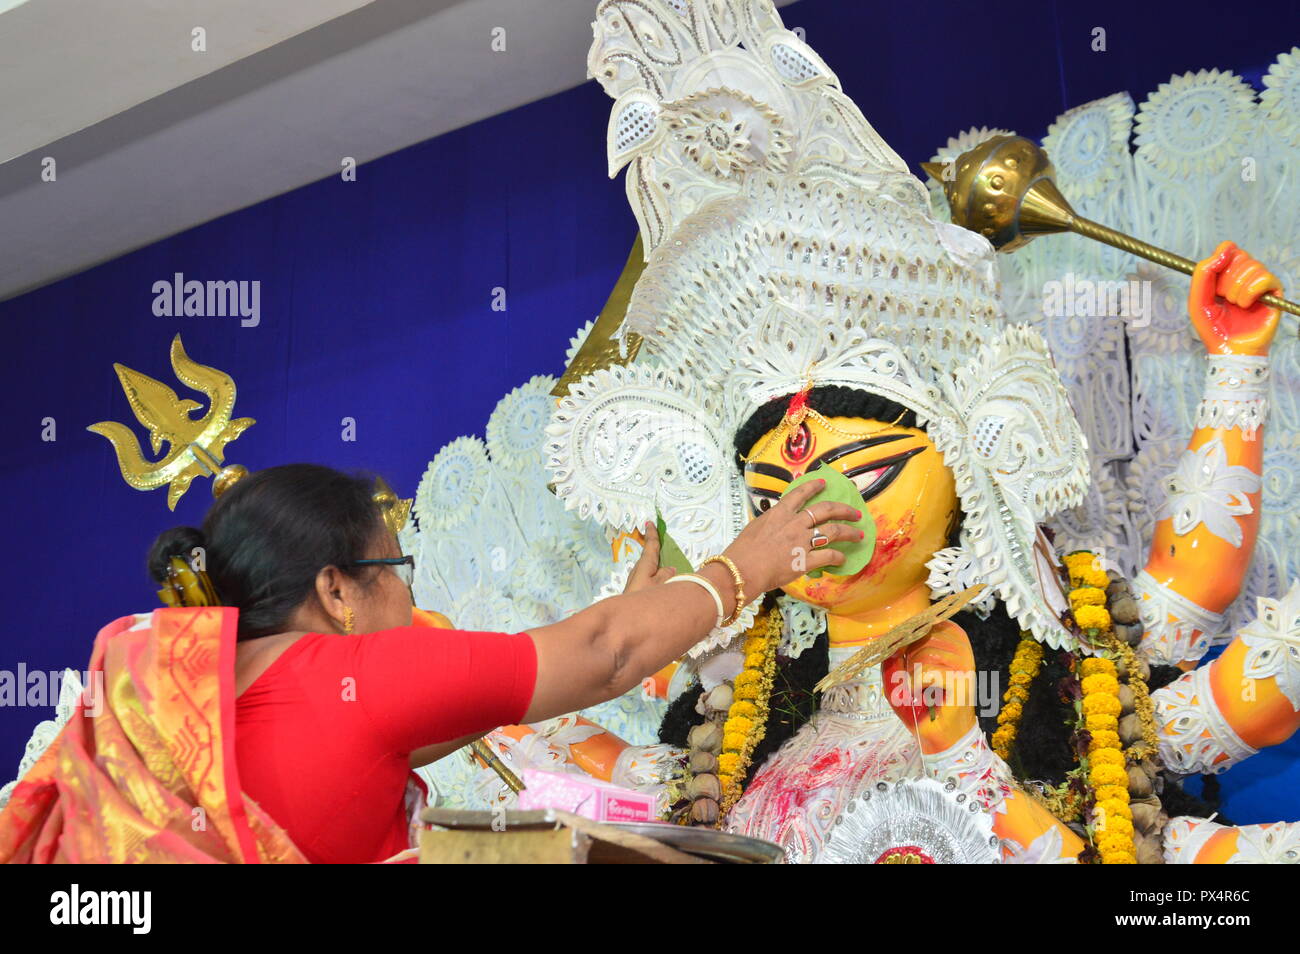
[717,607,781,815]
[1069,553,1136,865]
[992,634,1042,760]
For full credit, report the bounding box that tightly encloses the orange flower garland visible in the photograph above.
[1068,552,1137,865]
[992,634,1042,760]
[718,607,781,814]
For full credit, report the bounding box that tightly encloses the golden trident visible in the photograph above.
[922,135,1300,323]
[88,334,255,510]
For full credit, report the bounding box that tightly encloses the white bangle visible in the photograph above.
[664,574,724,628]
[1195,354,1269,436]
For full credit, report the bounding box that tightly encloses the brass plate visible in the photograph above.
[606,822,784,864]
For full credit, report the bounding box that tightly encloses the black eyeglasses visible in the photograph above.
[347,555,415,588]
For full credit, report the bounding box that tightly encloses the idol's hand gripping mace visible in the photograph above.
[923,136,1299,323]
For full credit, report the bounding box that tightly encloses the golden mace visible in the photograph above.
[922,135,1300,322]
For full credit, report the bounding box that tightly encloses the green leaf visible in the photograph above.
[655,509,694,574]
[781,466,876,578]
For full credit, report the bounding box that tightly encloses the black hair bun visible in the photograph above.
[147,526,207,583]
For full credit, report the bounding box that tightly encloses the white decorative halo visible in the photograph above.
[1043,92,1134,199]
[1261,48,1300,149]
[564,319,597,368]
[662,87,792,178]
[1135,69,1256,180]
[486,375,559,473]
[448,583,521,633]
[816,777,1000,865]
[545,361,745,564]
[414,436,491,532]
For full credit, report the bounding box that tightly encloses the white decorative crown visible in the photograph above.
[547,0,1090,649]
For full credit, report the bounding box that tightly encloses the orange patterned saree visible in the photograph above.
[0,606,306,863]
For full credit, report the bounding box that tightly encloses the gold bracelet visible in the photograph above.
[701,555,746,626]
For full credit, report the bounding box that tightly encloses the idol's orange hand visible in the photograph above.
[1189,241,1282,357]
[882,621,978,753]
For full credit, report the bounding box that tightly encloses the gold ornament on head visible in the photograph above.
[739,374,910,464]
[87,334,256,510]
[371,475,412,535]
[157,555,219,609]
[923,135,1299,323]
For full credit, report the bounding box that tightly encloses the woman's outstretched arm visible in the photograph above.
[521,478,860,723]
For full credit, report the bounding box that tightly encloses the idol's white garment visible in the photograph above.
[724,648,921,863]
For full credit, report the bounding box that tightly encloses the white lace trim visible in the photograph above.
[820,647,894,721]
[1164,817,1300,863]
[1196,354,1270,437]
[922,723,1012,815]
[1002,826,1078,864]
[777,595,825,658]
[1133,569,1225,665]
[1163,816,1223,863]
[1154,665,1257,775]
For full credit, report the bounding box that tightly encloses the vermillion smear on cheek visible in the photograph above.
[858,510,915,581]
[801,509,915,602]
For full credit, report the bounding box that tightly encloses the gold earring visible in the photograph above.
[342,606,355,636]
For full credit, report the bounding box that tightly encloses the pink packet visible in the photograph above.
[516,769,659,823]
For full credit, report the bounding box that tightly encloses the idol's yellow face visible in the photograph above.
[743,414,959,616]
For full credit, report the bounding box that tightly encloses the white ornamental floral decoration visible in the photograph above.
[1238,581,1300,710]
[662,88,792,179]
[1154,438,1260,547]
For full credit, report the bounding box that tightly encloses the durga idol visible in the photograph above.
[543,0,1300,864]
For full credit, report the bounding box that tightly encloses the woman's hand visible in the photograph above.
[721,478,863,597]
[1190,241,1282,357]
[881,621,978,753]
[622,522,678,595]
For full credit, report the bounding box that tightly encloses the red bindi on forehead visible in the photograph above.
[781,422,815,471]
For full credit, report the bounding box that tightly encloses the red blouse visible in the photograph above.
[235,625,537,864]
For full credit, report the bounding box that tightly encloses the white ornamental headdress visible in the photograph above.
[547,0,1090,650]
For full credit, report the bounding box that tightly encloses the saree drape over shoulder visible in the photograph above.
[0,607,307,863]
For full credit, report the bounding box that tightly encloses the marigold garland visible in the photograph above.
[992,633,1042,760]
[1067,552,1137,865]
[717,606,781,815]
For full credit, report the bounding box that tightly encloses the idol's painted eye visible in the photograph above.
[747,488,781,516]
[849,465,889,495]
[844,447,924,502]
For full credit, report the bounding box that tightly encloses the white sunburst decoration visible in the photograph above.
[815,777,1001,865]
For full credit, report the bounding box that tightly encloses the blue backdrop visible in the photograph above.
[2,0,1296,826]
